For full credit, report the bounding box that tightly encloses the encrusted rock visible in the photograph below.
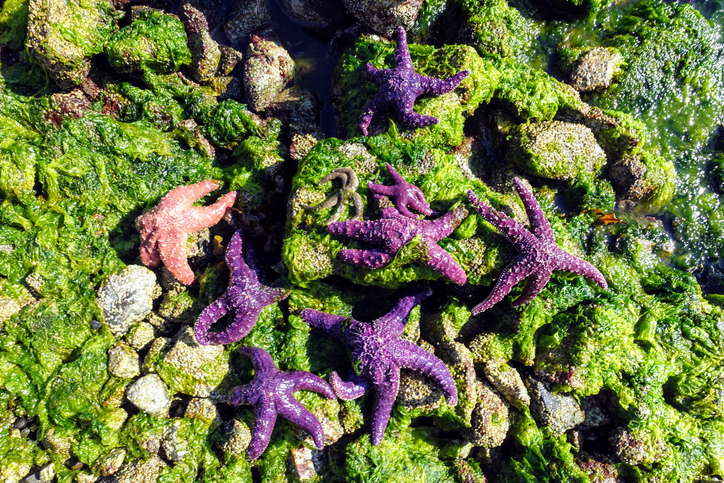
[290,446,326,481]
[94,448,127,477]
[97,265,158,337]
[341,0,423,36]
[0,292,32,325]
[243,28,295,112]
[264,86,322,138]
[162,420,189,462]
[100,454,166,483]
[526,378,585,436]
[185,397,221,425]
[20,462,55,483]
[398,370,443,411]
[43,426,73,457]
[466,382,509,448]
[125,374,171,417]
[179,4,221,84]
[608,155,654,202]
[223,0,273,47]
[126,322,156,351]
[160,327,228,397]
[506,120,607,181]
[278,0,346,33]
[218,45,243,76]
[182,0,225,31]
[569,47,621,92]
[141,336,169,374]
[219,419,251,457]
[483,360,530,408]
[108,341,140,379]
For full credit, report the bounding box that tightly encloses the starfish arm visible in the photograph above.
[301,192,343,212]
[350,192,364,221]
[399,110,439,129]
[156,180,221,211]
[138,227,162,267]
[319,170,349,187]
[205,307,260,345]
[276,392,326,449]
[182,191,237,232]
[367,182,396,197]
[300,309,347,341]
[247,399,278,460]
[512,178,555,242]
[326,200,346,224]
[394,26,413,71]
[226,230,259,286]
[194,295,232,345]
[512,270,552,307]
[385,163,405,185]
[387,339,458,406]
[289,371,336,400]
[425,205,469,241]
[370,363,400,446]
[157,228,195,285]
[329,371,369,400]
[424,243,468,285]
[555,250,609,289]
[325,167,358,190]
[468,190,537,252]
[416,69,470,95]
[337,249,391,269]
[239,346,278,378]
[327,219,389,244]
[471,257,533,314]
[364,62,386,85]
[359,96,384,136]
[373,288,432,338]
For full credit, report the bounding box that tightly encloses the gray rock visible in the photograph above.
[243,28,295,112]
[398,369,443,411]
[181,0,225,31]
[217,45,243,76]
[100,455,166,483]
[93,448,127,477]
[108,342,140,379]
[506,120,607,181]
[608,427,659,466]
[223,0,273,47]
[126,374,171,417]
[608,155,653,202]
[279,0,346,33]
[162,421,189,462]
[341,0,423,36]
[97,265,158,337]
[20,462,55,483]
[264,86,322,137]
[126,322,156,351]
[483,360,530,408]
[290,446,326,481]
[466,382,509,448]
[569,47,621,93]
[220,420,251,458]
[526,378,585,436]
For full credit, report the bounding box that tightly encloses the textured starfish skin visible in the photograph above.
[367,163,433,218]
[327,201,468,284]
[300,288,457,445]
[359,26,470,136]
[195,230,290,345]
[301,167,364,223]
[228,347,335,459]
[136,181,237,285]
[467,178,608,314]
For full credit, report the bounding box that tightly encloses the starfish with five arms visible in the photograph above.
[195,230,290,345]
[300,288,457,445]
[136,180,237,285]
[327,195,468,285]
[301,167,364,224]
[359,26,470,136]
[467,178,608,314]
[367,163,433,218]
[228,347,336,459]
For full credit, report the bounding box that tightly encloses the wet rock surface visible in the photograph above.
[179,4,220,84]
[224,0,273,48]
[125,374,171,417]
[97,265,158,337]
[483,360,530,408]
[466,382,509,448]
[243,28,295,112]
[569,47,621,92]
[526,378,585,437]
[608,154,654,202]
[219,419,252,457]
[341,0,424,36]
[107,341,141,379]
[99,454,167,483]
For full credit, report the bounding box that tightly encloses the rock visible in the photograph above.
[179,4,221,84]
[466,382,509,448]
[94,448,127,476]
[0,292,32,326]
[279,0,346,33]
[398,370,443,411]
[526,378,585,436]
[219,420,251,458]
[159,327,228,397]
[50,89,91,119]
[506,120,607,181]
[97,265,158,337]
[341,0,423,36]
[243,28,295,112]
[20,462,55,483]
[438,340,478,425]
[569,47,621,92]
[141,336,169,374]
[264,86,322,137]
[181,0,225,31]
[608,427,659,466]
[126,322,156,351]
[162,421,189,462]
[43,426,73,457]
[290,446,326,481]
[25,0,109,88]
[185,398,221,425]
[100,454,166,483]
[482,360,530,408]
[125,374,171,417]
[223,0,273,48]
[107,342,140,379]
[175,119,215,158]
[576,456,618,483]
[217,45,243,76]
[608,155,654,201]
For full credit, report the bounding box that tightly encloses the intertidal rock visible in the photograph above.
[466,382,509,448]
[608,154,654,202]
[341,0,424,36]
[483,360,530,408]
[125,374,171,417]
[279,0,347,33]
[97,265,158,337]
[224,0,273,47]
[243,28,295,112]
[526,378,585,437]
[108,341,141,379]
[219,420,252,458]
[179,4,221,84]
[101,454,167,483]
[94,448,127,477]
[569,47,621,92]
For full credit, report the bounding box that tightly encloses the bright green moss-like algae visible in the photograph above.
[1,0,724,482]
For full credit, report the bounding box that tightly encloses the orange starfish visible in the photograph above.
[136,180,237,285]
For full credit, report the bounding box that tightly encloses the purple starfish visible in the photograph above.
[467,178,608,314]
[327,199,468,285]
[300,288,457,445]
[367,163,433,218]
[195,230,290,345]
[228,347,336,459]
[359,26,470,136]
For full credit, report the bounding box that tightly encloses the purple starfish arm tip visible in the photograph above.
[329,372,369,400]
[367,164,433,218]
[468,182,608,312]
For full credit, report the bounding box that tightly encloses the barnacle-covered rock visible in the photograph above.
[97,265,159,337]
[125,374,171,417]
[108,341,141,379]
[219,420,252,458]
[223,0,273,47]
[104,454,167,483]
[526,378,584,437]
[179,4,221,84]
[243,28,295,112]
[465,382,509,448]
[341,0,423,36]
[483,360,530,408]
[569,46,621,92]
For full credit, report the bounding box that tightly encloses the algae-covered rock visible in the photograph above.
[179,4,221,84]
[243,28,295,112]
[25,0,114,88]
[466,382,509,448]
[568,46,621,93]
[506,120,607,181]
